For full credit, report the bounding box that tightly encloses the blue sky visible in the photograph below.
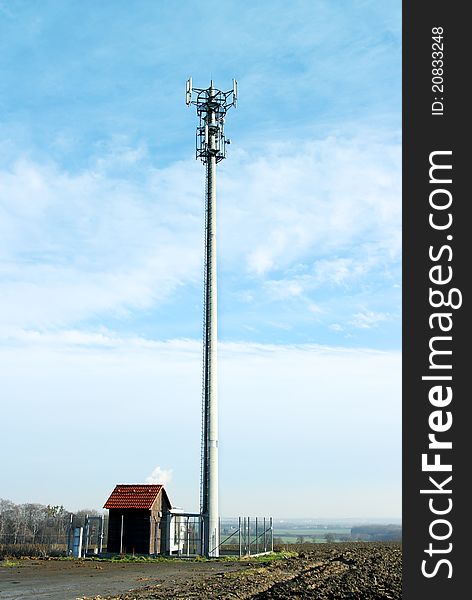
[0,1,401,518]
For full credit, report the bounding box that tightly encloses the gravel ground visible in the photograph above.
[0,559,252,600]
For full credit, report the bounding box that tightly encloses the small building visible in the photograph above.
[104,484,172,555]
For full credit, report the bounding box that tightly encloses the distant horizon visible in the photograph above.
[1,493,402,525]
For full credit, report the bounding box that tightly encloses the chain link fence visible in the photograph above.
[1,499,272,558]
[0,500,108,558]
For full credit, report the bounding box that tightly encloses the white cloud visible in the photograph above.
[264,277,309,299]
[264,253,379,301]
[247,248,273,275]
[0,131,400,335]
[146,466,173,486]
[0,158,202,329]
[313,257,369,286]
[220,136,401,277]
[350,310,389,329]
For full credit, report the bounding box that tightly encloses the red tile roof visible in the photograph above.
[104,484,165,509]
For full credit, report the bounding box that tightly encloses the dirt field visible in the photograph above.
[0,543,401,600]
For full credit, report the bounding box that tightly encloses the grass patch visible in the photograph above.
[56,555,174,564]
[216,551,298,563]
[1,560,23,568]
[109,555,173,563]
[49,551,297,564]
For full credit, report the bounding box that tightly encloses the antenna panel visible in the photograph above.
[186,77,192,105]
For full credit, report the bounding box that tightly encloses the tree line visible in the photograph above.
[0,498,99,549]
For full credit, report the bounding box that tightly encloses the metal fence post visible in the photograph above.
[99,515,104,553]
[120,514,124,554]
[248,517,251,555]
[67,513,73,555]
[239,517,242,557]
[255,517,258,554]
[83,515,88,558]
[186,516,190,555]
[263,517,266,552]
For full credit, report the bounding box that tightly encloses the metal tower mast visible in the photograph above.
[186,78,237,558]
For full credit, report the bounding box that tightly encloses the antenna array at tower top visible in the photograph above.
[186,79,237,164]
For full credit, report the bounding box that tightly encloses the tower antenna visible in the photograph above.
[186,78,237,558]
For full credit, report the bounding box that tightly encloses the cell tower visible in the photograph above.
[186,78,237,558]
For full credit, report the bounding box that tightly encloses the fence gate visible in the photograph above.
[67,515,104,557]
[219,517,273,556]
[169,515,273,557]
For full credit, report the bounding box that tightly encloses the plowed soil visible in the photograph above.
[0,543,401,600]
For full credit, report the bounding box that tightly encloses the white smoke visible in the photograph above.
[145,466,173,486]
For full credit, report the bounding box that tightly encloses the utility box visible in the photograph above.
[72,527,83,558]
